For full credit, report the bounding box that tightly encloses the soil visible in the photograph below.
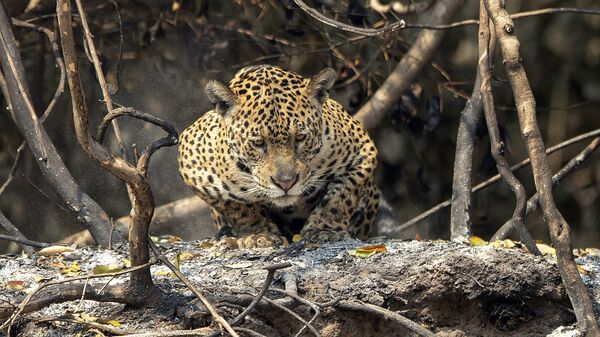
[1,239,597,336]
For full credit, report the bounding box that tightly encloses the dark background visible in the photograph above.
[1,0,599,251]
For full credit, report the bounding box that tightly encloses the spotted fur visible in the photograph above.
[178,65,379,246]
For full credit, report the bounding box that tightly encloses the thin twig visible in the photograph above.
[118,328,215,337]
[269,288,320,337]
[231,262,292,326]
[0,233,49,249]
[294,2,600,35]
[73,0,127,157]
[35,315,134,335]
[293,0,406,36]
[148,240,240,337]
[234,327,268,337]
[257,295,321,337]
[1,262,155,334]
[337,300,436,337]
[492,138,600,240]
[396,128,600,232]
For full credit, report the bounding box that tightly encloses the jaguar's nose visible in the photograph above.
[271,173,299,192]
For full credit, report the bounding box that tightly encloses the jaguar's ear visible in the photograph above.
[205,80,237,116]
[308,68,336,106]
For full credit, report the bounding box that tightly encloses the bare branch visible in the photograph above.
[73,0,127,156]
[0,211,39,254]
[0,18,66,199]
[354,0,464,129]
[96,107,178,175]
[292,0,406,36]
[477,1,539,255]
[148,241,240,337]
[0,262,155,333]
[57,0,176,298]
[337,300,436,337]
[492,139,600,241]
[396,128,600,232]
[0,1,120,246]
[485,0,600,333]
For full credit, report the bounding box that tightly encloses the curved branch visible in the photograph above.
[492,137,600,241]
[354,0,464,129]
[56,0,175,297]
[292,0,406,36]
[396,128,600,232]
[0,2,119,246]
[477,1,539,254]
[337,300,436,337]
[96,107,178,175]
[485,0,600,333]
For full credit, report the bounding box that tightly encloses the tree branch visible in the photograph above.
[396,128,600,232]
[57,0,176,298]
[292,0,406,36]
[477,1,540,254]
[492,137,600,241]
[354,0,464,129]
[0,211,38,254]
[0,1,120,247]
[485,0,600,333]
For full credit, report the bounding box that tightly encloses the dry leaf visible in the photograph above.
[489,239,516,249]
[6,280,25,290]
[60,261,81,276]
[38,245,75,256]
[468,236,486,246]
[349,244,387,258]
[92,265,123,275]
[535,243,556,257]
[178,252,197,261]
[292,234,302,242]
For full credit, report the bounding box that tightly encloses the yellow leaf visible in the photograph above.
[38,245,75,256]
[535,243,556,257]
[122,259,131,268]
[292,234,302,242]
[178,252,196,261]
[154,271,173,277]
[106,319,121,327]
[92,265,123,275]
[575,248,600,257]
[349,244,387,258]
[489,239,516,249]
[577,265,590,276]
[60,261,81,276]
[468,236,486,246]
[6,280,25,290]
[75,313,98,322]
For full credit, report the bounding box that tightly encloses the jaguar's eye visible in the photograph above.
[251,138,265,148]
[295,133,307,142]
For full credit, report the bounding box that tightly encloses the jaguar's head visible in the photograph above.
[206,65,336,207]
